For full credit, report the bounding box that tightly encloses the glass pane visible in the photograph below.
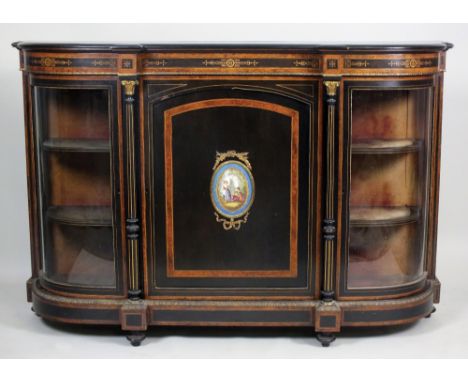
[34,87,116,287]
[348,87,432,289]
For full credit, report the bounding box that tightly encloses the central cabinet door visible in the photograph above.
[142,80,320,297]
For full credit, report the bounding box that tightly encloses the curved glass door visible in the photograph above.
[344,80,433,293]
[33,80,120,292]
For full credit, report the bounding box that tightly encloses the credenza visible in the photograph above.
[13,42,452,346]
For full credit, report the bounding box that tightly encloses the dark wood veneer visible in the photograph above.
[14,42,451,346]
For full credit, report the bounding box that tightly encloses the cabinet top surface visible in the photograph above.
[12,41,453,52]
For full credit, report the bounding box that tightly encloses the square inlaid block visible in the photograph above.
[120,302,148,331]
[315,301,341,332]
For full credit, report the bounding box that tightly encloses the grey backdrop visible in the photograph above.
[0,23,467,358]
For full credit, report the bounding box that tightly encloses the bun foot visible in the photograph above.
[31,306,41,317]
[316,332,336,347]
[425,306,436,318]
[126,331,146,346]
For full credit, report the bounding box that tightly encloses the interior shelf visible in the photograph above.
[47,206,113,227]
[43,139,110,153]
[352,139,421,155]
[349,206,420,227]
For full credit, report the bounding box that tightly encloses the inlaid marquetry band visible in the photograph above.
[322,80,340,301]
[344,57,438,69]
[22,51,444,76]
[122,79,141,300]
[27,56,117,68]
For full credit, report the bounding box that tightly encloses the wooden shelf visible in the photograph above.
[352,139,421,155]
[350,206,419,227]
[43,139,110,153]
[47,206,112,227]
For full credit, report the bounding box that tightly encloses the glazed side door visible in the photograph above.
[142,79,321,298]
[338,77,436,299]
[29,76,125,296]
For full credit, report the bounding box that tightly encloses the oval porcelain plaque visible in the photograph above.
[210,153,255,230]
[211,160,254,218]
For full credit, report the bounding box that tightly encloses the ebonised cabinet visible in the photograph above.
[13,42,452,346]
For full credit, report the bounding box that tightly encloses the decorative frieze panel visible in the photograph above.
[21,51,443,76]
[344,57,438,69]
[202,58,259,68]
[139,54,322,74]
[27,56,117,69]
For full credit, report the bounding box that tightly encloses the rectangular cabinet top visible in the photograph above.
[12,41,453,53]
